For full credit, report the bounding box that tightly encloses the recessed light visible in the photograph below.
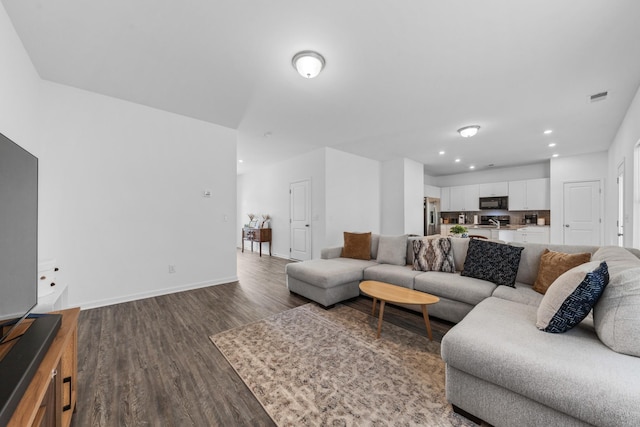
[548,143,556,147]
[455,158,461,163]
[469,165,475,170]
[238,159,244,163]
[544,130,553,135]
[552,154,559,158]
[439,151,445,155]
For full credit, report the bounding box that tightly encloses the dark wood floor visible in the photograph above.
[71,250,454,426]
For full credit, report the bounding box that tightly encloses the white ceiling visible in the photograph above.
[4,0,640,176]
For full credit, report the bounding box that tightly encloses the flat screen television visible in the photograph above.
[0,132,61,425]
[0,132,39,341]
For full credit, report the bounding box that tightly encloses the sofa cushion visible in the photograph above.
[594,266,640,357]
[461,239,524,287]
[492,282,543,307]
[532,249,591,294]
[449,237,470,272]
[363,264,421,289]
[592,245,640,276]
[536,261,609,333]
[414,272,497,306]
[509,242,599,286]
[441,297,640,427]
[285,259,365,289]
[341,232,371,260]
[412,237,455,272]
[370,234,380,260]
[376,234,407,265]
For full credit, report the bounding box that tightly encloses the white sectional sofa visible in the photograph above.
[285,235,640,426]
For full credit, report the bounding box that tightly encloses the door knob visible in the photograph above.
[564,224,570,228]
[305,224,310,227]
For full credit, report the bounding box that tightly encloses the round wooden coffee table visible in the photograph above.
[359,280,440,341]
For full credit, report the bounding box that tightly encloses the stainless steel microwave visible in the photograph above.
[479,196,508,210]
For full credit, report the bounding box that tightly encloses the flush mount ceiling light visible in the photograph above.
[292,51,325,79]
[457,125,480,138]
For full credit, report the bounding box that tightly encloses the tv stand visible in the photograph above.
[0,307,79,427]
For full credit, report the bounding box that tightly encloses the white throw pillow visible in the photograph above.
[536,261,609,333]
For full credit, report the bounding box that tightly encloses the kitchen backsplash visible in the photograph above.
[441,210,550,225]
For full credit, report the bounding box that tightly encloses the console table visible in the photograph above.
[242,227,272,256]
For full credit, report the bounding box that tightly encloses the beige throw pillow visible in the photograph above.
[533,249,591,294]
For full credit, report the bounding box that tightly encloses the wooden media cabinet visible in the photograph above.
[1,307,79,427]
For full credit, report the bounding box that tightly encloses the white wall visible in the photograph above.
[325,148,380,247]
[0,4,41,157]
[549,151,607,244]
[430,162,550,187]
[37,82,238,308]
[381,159,405,235]
[238,148,326,258]
[424,185,441,198]
[404,158,424,235]
[381,158,424,235]
[2,4,238,309]
[607,84,640,247]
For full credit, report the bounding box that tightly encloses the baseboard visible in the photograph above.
[78,275,239,310]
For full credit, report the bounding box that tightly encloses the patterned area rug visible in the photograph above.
[210,304,475,426]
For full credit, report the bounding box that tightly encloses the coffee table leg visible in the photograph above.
[371,297,377,316]
[376,300,386,339]
[421,305,433,341]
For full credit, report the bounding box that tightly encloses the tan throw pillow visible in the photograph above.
[533,249,591,294]
[341,232,371,260]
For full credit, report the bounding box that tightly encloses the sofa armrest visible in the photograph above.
[321,246,343,259]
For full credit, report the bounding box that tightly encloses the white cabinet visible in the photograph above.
[508,178,550,210]
[526,178,550,211]
[441,187,451,211]
[479,182,508,197]
[448,184,479,211]
[498,229,515,242]
[514,227,550,244]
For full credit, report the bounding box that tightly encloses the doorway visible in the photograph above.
[618,161,625,246]
[563,181,602,245]
[290,180,311,260]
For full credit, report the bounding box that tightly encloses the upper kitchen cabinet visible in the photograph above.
[449,184,479,211]
[441,187,451,211]
[478,182,508,197]
[508,178,550,210]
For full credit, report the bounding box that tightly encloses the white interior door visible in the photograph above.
[290,180,311,260]
[563,181,601,245]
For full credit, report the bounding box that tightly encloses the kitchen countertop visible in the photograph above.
[449,224,549,230]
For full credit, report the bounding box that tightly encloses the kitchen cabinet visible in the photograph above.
[508,178,550,210]
[441,187,451,211]
[513,227,550,244]
[498,229,515,242]
[479,182,508,197]
[448,184,479,211]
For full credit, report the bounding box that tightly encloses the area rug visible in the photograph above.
[210,304,475,426]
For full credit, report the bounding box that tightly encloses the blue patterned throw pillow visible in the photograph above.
[537,261,609,333]
[461,239,524,287]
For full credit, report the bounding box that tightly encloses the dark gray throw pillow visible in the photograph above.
[461,239,524,287]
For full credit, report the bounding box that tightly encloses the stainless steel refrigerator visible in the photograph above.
[424,197,441,236]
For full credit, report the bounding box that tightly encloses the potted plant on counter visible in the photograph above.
[449,225,468,237]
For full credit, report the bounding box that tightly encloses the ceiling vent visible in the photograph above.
[589,91,608,103]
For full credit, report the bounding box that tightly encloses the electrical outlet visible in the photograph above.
[168,265,176,274]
